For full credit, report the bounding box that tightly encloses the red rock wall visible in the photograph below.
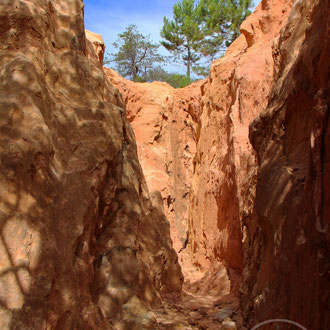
[106,68,206,261]
[188,0,292,276]
[0,0,182,328]
[243,0,329,328]
[104,1,329,329]
[4,0,326,328]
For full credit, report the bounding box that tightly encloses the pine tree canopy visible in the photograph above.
[161,0,253,77]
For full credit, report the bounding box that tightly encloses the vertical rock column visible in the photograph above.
[106,68,206,256]
[188,0,292,277]
[243,0,329,328]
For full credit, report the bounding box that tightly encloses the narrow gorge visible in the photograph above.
[0,0,328,329]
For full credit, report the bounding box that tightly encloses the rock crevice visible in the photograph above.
[0,0,328,329]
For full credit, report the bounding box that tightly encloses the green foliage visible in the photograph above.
[197,0,253,57]
[106,1,253,83]
[142,66,169,82]
[133,76,147,83]
[192,64,210,77]
[143,66,193,88]
[160,0,204,79]
[105,25,164,80]
[166,73,193,88]
[161,0,253,73]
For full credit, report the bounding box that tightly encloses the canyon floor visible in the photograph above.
[153,265,243,330]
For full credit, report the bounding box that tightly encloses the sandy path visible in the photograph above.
[153,263,245,329]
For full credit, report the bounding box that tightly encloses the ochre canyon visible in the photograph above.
[0,0,328,329]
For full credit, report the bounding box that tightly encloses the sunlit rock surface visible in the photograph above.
[188,0,292,276]
[0,0,182,328]
[106,68,206,258]
[107,1,329,329]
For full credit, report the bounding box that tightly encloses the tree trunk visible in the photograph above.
[187,47,191,79]
[131,58,137,80]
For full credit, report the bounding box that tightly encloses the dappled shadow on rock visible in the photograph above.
[242,0,330,328]
[0,0,182,328]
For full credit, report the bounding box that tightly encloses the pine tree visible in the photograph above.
[160,0,203,79]
[197,0,253,58]
[106,25,164,80]
[161,0,253,78]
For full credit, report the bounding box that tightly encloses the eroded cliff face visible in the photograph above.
[105,0,329,328]
[188,0,292,276]
[1,0,328,328]
[243,0,329,328]
[0,0,182,329]
[106,1,329,329]
[106,69,206,258]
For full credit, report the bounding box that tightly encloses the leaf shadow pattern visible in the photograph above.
[0,1,184,329]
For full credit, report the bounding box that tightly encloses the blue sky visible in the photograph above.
[83,0,261,74]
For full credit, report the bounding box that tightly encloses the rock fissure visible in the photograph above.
[0,0,329,329]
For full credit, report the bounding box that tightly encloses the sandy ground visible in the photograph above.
[152,253,245,329]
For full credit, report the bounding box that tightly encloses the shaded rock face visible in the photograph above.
[106,2,329,330]
[104,0,329,328]
[103,1,329,329]
[188,0,292,275]
[0,0,182,329]
[243,0,330,328]
[106,68,206,256]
